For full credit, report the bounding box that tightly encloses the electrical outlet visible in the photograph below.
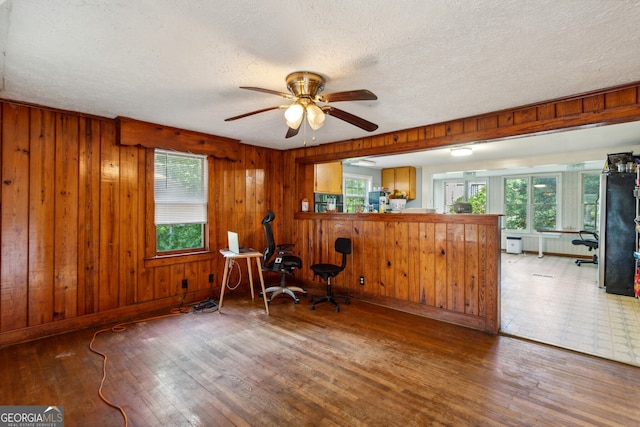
[181,279,188,289]
[359,276,365,286]
[208,273,214,283]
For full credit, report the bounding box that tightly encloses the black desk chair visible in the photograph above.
[309,237,352,312]
[571,230,599,266]
[260,210,306,303]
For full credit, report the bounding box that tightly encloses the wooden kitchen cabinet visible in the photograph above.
[382,166,416,199]
[314,161,343,193]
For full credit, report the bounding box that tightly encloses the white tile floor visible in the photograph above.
[500,252,640,367]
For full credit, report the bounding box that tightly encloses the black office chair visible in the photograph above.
[260,210,306,303]
[571,230,599,266]
[309,237,352,312]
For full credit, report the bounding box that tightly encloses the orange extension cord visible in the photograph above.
[88,306,192,426]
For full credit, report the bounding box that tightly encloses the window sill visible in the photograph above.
[144,250,216,268]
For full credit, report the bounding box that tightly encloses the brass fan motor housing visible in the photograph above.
[286,72,325,99]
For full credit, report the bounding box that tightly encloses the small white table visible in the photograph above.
[218,249,269,315]
[536,229,579,257]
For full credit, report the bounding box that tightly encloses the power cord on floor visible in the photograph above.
[192,298,218,313]
[88,293,219,426]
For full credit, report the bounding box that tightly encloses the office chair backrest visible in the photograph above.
[335,237,352,269]
[262,210,276,267]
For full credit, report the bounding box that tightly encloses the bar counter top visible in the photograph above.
[295,211,502,224]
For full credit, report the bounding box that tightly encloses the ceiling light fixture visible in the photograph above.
[451,147,473,157]
[306,103,325,130]
[225,71,378,142]
[350,159,376,167]
[284,103,303,128]
[284,99,326,131]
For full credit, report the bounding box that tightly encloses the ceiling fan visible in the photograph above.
[224,71,378,138]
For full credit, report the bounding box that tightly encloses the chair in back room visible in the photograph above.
[571,230,599,266]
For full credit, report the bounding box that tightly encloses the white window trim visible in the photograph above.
[343,173,373,207]
[503,173,561,234]
[441,177,487,214]
[579,171,600,231]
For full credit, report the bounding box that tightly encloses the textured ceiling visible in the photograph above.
[1,0,640,154]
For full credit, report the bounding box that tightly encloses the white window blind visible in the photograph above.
[154,150,208,225]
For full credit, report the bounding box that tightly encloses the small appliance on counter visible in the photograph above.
[453,202,472,213]
[368,190,389,212]
[314,193,344,212]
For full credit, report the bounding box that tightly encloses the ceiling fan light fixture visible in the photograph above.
[284,103,304,128]
[226,71,378,140]
[306,103,325,130]
[451,147,473,157]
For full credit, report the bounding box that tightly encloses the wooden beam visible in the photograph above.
[117,116,241,161]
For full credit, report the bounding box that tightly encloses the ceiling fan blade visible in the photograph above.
[224,105,281,121]
[285,126,300,138]
[317,89,377,103]
[322,106,378,132]
[240,86,294,99]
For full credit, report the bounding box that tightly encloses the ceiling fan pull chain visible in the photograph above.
[303,120,307,146]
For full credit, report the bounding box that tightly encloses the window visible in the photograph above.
[343,173,372,213]
[504,178,527,230]
[504,175,558,232]
[154,149,208,252]
[582,173,600,231]
[444,179,486,213]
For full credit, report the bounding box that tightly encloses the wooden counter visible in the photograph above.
[294,212,502,333]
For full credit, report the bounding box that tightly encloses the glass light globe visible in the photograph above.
[306,104,325,130]
[285,103,304,128]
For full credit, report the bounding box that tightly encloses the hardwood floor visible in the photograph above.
[1,293,640,426]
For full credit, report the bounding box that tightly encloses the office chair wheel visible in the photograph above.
[334,305,340,312]
[310,305,315,310]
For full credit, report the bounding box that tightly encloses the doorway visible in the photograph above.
[500,252,640,366]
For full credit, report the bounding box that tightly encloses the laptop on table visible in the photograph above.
[227,231,251,254]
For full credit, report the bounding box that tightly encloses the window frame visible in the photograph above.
[151,149,210,257]
[343,173,372,213]
[503,173,560,233]
[580,172,600,232]
[442,177,487,214]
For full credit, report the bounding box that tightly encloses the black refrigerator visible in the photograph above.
[598,172,636,296]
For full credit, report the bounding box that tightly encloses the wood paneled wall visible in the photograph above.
[294,213,501,333]
[2,81,640,345]
[0,102,282,346]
